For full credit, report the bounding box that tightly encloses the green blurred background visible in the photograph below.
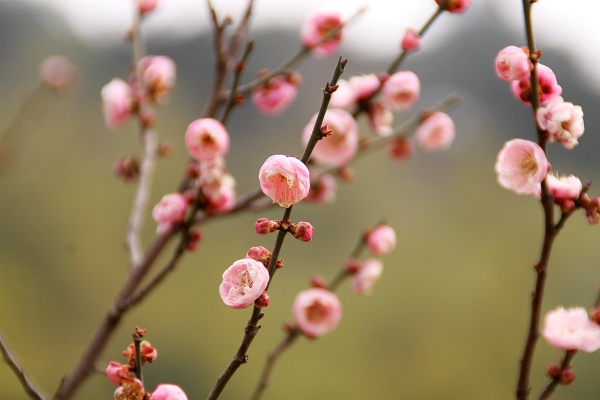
[1,1,600,399]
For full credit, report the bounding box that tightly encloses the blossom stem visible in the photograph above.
[535,350,576,400]
[221,40,254,124]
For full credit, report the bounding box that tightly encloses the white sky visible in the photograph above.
[9,0,600,88]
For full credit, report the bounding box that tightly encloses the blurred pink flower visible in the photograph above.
[306,173,337,204]
[302,109,359,167]
[152,193,189,234]
[330,74,380,109]
[259,155,310,208]
[185,118,230,162]
[388,136,414,161]
[367,225,397,255]
[101,78,134,129]
[536,96,584,149]
[535,174,582,201]
[138,0,158,15]
[368,100,393,136]
[219,258,270,309]
[495,139,549,195]
[39,55,78,94]
[436,0,472,13]
[252,75,299,116]
[382,70,420,111]
[401,29,420,52]
[543,307,600,352]
[511,64,562,105]
[495,46,532,82]
[415,112,455,151]
[351,259,384,295]
[293,288,342,338]
[149,384,188,400]
[300,7,343,58]
[138,55,176,103]
[106,362,129,386]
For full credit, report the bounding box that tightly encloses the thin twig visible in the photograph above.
[535,350,576,400]
[0,332,46,400]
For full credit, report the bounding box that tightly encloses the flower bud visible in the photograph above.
[255,218,280,235]
[254,291,270,308]
[246,246,272,266]
[401,29,420,52]
[290,221,315,242]
[560,370,575,385]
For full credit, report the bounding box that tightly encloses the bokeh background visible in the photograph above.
[1,1,600,399]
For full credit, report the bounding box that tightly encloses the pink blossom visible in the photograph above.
[114,378,144,400]
[138,55,176,103]
[300,8,343,58]
[330,74,380,109]
[511,64,562,105]
[259,155,310,208]
[306,173,337,204]
[152,193,189,234]
[290,221,315,242]
[495,46,532,82]
[196,158,236,214]
[535,174,582,201]
[366,225,397,255]
[495,139,550,195]
[252,75,299,116]
[536,96,584,149]
[542,307,600,352]
[382,71,420,111]
[302,109,359,167]
[351,259,384,295]
[219,258,270,309]
[436,0,471,13]
[149,384,188,400]
[255,218,279,235]
[185,118,230,162]
[293,288,342,338]
[138,0,158,15]
[246,246,271,266]
[39,55,78,94]
[106,362,129,386]
[388,137,414,161]
[367,100,393,136]
[101,78,134,129]
[414,112,455,151]
[401,29,420,52]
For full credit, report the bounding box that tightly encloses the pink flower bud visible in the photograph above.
[39,55,78,94]
[293,288,342,338]
[536,96,584,150]
[258,155,310,208]
[138,0,159,15]
[366,225,397,255]
[495,139,550,195]
[219,258,270,309]
[510,64,562,105]
[534,174,582,201]
[435,0,471,13]
[113,155,140,182]
[300,7,343,58]
[414,112,455,151]
[149,384,188,400]
[546,364,562,379]
[101,78,134,129]
[302,109,359,168]
[306,173,337,204]
[254,291,270,308]
[351,259,384,295]
[246,246,271,266]
[152,193,189,234]
[495,46,532,82]
[290,221,315,242]
[252,75,299,116]
[255,218,280,235]
[401,29,420,52]
[106,362,129,386]
[139,340,157,363]
[138,55,176,104]
[560,370,576,385]
[185,118,230,162]
[542,306,600,352]
[382,71,420,111]
[388,137,414,161]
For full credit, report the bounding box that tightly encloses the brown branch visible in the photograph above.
[1,332,46,400]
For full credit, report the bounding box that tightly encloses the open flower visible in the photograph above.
[511,64,562,105]
[495,139,550,195]
[252,75,299,116]
[382,70,420,111]
[138,55,176,103]
[185,118,230,162]
[366,225,397,255]
[414,112,455,151]
[300,7,343,58]
[259,155,310,208]
[495,46,532,82]
[543,307,600,352]
[293,288,342,338]
[302,109,359,167]
[152,193,189,234]
[536,96,584,149]
[149,384,188,400]
[219,258,270,309]
[351,259,384,295]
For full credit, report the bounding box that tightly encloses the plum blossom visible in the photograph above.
[138,55,176,103]
[495,46,532,82]
[511,64,562,105]
[185,118,230,162]
[382,71,420,111]
[39,55,78,94]
[302,109,359,167]
[138,0,158,15]
[330,74,380,110]
[388,136,414,161]
[114,378,145,400]
[351,259,384,295]
[290,221,315,242]
[101,78,134,129]
[535,173,582,202]
[495,139,550,195]
[106,362,129,386]
[306,173,337,204]
[536,96,584,149]
[367,100,393,136]
[414,112,455,151]
[152,193,189,234]
[259,155,310,208]
[542,307,600,352]
[219,258,270,309]
[401,29,420,52]
[366,225,397,255]
[196,157,236,214]
[436,0,472,13]
[293,288,342,338]
[149,384,188,400]
[252,75,299,116]
[300,8,343,58]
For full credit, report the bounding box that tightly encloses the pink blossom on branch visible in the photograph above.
[293,288,342,338]
[534,174,582,202]
[101,78,134,129]
[435,0,472,13]
[219,258,270,309]
[367,100,393,136]
[494,139,550,195]
[105,362,129,386]
[536,96,584,149]
[414,112,455,151]
[258,155,310,208]
[330,74,380,110]
[138,55,176,104]
[138,0,158,15]
[149,384,188,400]
[351,259,384,295]
[494,45,532,82]
[542,307,600,352]
[366,224,397,256]
[252,75,299,116]
[38,55,78,94]
[510,63,562,105]
[300,7,344,58]
[301,109,359,167]
[184,118,230,162]
[382,70,420,111]
[401,29,420,52]
[306,173,337,204]
[152,193,189,234]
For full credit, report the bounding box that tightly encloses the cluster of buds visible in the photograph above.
[546,364,576,386]
[255,218,315,242]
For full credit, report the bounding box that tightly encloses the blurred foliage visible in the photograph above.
[1,2,600,400]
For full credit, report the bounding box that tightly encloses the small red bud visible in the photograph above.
[254,291,270,308]
[290,221,314,242]
[255,218,280,235]
[345,258,361,275]
[560,370,575,385]
[310,274,327,288]
[546,364,561,379]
